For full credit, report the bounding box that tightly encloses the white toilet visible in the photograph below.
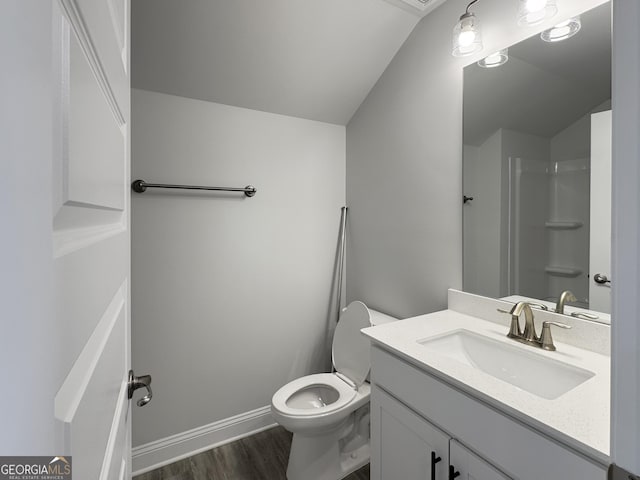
[271,301,397,480]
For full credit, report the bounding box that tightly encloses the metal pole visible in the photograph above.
[336,206,348,322]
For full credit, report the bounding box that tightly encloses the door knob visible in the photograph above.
[128,370,153,407]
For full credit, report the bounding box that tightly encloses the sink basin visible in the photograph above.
[418,329,595,399]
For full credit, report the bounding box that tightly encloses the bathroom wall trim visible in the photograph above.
[131,406,276,475]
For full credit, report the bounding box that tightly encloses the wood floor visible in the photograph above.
[134,426,370,480]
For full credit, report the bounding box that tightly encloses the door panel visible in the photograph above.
[53,3,127,255]
[58,0,130,118]
[51,0,131,478]
[372,387,449,480]
[589,110,612,313]
[68,33,126,210]
[55,285,127,479]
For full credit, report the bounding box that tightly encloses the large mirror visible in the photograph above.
[462,2,611,319]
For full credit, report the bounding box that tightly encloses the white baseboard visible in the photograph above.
[131,405,277,476]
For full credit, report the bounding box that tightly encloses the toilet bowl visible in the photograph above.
[271,301,397,480]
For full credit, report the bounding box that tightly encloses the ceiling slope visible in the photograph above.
[132,0,423,125]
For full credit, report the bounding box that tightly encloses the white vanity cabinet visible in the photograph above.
[449,440,511,480]
[369,346,608,480]
[372,386,450,480]
[372,386,511,480]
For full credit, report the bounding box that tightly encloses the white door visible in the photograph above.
[371,387,450,480]
[589,110,612,312]
[2,0,136,478]
[449,440,511,480]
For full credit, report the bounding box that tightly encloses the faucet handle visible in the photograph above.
[570,311,599,320]
[497,308,522,338]
[540,321,572,351]
[527,302,549,311]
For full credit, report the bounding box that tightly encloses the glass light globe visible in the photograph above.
[525,0,547,13]
[541,17,581,42]
[477,49,509,68]
[452,13,483,57]
[517,0,557,26]
[458,30,477,47]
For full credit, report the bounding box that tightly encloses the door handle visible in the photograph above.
[128,370,153,406]
[593,273,611,285]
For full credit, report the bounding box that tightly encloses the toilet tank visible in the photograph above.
[368,308,398,326]
[364,307,398,384]
[332,302,398,387]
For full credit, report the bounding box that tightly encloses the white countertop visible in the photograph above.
[362,309,610,464]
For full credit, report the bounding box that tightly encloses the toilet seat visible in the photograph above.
[272,301,375,420]
[270,302,397,480]
[271,373,356,417]
[331,301,372,388]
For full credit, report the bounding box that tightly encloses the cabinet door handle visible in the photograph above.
[449,465,461,479]
[431,451,442,480]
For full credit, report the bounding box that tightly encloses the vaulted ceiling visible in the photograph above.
[131,0,444,125]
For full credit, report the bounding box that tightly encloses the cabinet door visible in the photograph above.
[371,387,450,480]
[449,439,512,480]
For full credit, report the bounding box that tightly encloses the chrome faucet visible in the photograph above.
[498,301,571,351]
[555,290,577,314]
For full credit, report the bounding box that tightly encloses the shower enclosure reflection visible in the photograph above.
[462,2,611,315]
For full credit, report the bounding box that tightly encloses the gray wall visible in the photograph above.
[345,0,606,319]
[131,89,345,446]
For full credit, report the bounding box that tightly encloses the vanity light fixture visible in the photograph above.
[541,16,581,42]
[477,48,509,68]
[452,0,483,57]
[517,0,557,26]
